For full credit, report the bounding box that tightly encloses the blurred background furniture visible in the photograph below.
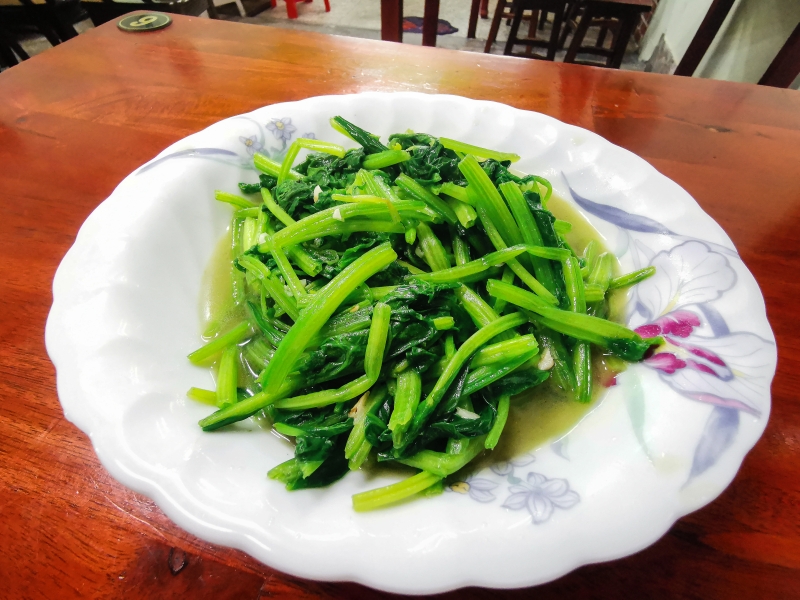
[758,22,800,88]
[673,0,734,77]
[380,0,440,46]
[212,0,245,18]
[496,0,569,59]
[562,0,650,68]
[271,0,328,20]
[0,0,83,66]
[78,0,210,26]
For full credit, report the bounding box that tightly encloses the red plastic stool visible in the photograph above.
[271,0,330,19]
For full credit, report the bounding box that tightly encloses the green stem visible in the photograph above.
[469,334,538,368]
[362,149,411,169]
[500,181,561,298]
[395,173,457,225]
[439,182,473,205]
[476,205,558,305]
[486,279,655,360]
[270,244,307,300]
[608,266,656,289]
[388,369,422,448]
[215,190,257,209]
[439,137,520,163]
[485,396,510,449]
[410,313,526,432]
[199,244,397,430]
[352,471,442,512]
[186,387,218,406]
[188,321,254,365]
[415,222,450,271]
[266,201,429,249]
[216,345,239,408]
[237,255,299,321]
[452,234,471,266]
[412,246,526,284]
[444,197,478,228]
[261,187,295,227]
[254,153,301,181]
[492,265,515,313]
[345,386,388,468]
[459,155,524,247]
[231,215,246,305]
[398,437,485,477]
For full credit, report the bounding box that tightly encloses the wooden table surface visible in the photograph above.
[1,14,799,599]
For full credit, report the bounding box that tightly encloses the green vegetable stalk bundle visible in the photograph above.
[187,117,659,512]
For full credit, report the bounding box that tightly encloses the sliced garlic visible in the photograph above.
[455,407,480,420]
[537,348,554,371]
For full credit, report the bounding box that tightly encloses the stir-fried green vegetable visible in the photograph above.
[188,116,659,512]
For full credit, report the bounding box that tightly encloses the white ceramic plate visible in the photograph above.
[45,93,776,594]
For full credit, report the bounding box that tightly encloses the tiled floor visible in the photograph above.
[4,1,646,71]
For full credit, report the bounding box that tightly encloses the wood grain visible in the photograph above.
[1,14,799,599]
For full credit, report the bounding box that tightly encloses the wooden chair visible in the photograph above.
[485,0,570,55]
[0,24,30,67]
[378,0,439,47]
[270,0,329,20]
[674,0,734,77]
[758,22,800,88]
[485,0,569,59]
[467,0,489,38]
[562,0,651,69]
[676,0,798,88]
[0,0,83,66]
[210,0,245,17]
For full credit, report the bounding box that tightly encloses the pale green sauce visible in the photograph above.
[199,195,625,463]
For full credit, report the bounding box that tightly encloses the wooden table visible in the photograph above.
[1,14,799,599]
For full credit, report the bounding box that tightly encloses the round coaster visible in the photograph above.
[117,13,172,33]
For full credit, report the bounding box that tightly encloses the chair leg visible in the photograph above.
[480,0,489,18]
[564,5,593,63]
[381,0,403,43]
[596,23,609,48]
[484,0,507,53]
[40,26,62,48]
[608,14,636,68]
[205,0,219,18]
[422,0,440,47]
[468,0,480,38]
[558,1,580,49]
[504,4,525,56]
[286,0,298,18]
[524,10,538,56]
[547,4,565,60]
[323,0,330,11]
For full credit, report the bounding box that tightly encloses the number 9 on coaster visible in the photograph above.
[118,13,172,32]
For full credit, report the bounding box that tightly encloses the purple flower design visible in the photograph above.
[448,477,498,503]
[266,117,296,142]
[502,472,580,524]
[490,452,535,476]
[238,135,263,156]
[629,241,774,417]
[301,132,316,140]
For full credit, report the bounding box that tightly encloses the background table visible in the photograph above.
[1,13,799,599]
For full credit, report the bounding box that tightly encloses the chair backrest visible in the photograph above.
[673,0,735,77]
[758,22,800,88]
